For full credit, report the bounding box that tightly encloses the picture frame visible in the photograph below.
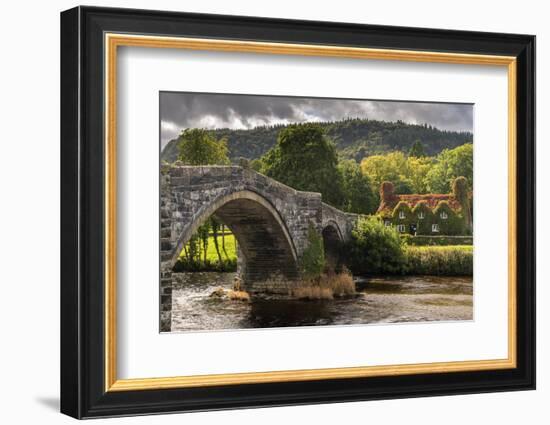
[60,5,535,419]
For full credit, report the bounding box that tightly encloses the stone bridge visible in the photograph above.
[160,165,357,331]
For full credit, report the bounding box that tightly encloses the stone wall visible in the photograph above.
[321,202,357,241]
[160,165,327,265]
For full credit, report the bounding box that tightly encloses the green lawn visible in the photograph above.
[180,233,238,261]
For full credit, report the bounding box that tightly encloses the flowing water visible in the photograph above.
[170,272,473,332]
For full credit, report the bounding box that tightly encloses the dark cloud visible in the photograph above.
[160,92,473,148]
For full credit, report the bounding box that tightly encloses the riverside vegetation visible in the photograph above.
[290,224,357,300]
[173,216,472,303]
[169,122,473,303]
[344,216,473,276]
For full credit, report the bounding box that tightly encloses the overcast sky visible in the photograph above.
[160,92,473,148]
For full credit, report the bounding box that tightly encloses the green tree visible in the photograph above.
[360,150,436,195]
[408,139,426,157]
[260,123,344,207]
[407,155,434,193]
[360,151,413,196]
[425,143,473,193]
[209,217,223,264]
[344,216,407,275]
[196,222,211,264]
[338,160,377,214]
[360,151,405,189]
[393,179,414,194]
[177,128,230,165]
[249,158,264,172]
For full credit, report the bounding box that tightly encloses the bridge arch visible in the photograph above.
[169,189,300,285]
[322,220,344,270]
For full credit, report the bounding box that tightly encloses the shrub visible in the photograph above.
[300,223,325,280]
[344,216,407,275]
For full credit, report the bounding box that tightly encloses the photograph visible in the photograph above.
[159,92,474,332]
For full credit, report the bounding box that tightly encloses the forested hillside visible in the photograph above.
[161,118,472,163]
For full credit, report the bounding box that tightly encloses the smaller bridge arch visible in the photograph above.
[322,220,344,270]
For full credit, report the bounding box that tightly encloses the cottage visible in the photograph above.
[376,177,472,236]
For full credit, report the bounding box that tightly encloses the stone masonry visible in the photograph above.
[160,165,355,332]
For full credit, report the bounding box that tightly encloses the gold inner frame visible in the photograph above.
[104,33,517,392]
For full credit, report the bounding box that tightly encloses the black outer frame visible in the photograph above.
[60,5,536,419]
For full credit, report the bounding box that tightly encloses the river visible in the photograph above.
[170,272,473,332]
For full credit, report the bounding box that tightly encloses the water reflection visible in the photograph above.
[170,272,473,332]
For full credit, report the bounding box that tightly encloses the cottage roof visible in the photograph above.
[376,181,466,216]
[377,193,461,214]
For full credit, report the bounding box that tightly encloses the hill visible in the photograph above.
[161,118,472,163]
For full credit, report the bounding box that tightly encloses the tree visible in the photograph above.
[408,139,426,157]
[210,217,223,264]
[393,179,414,194]
[249,158,264,172]
[196,222,210,264]
[177,128,230,165]
[360,151,408,190]
[425,143,473,193]
[260,123,344,207]
[407,155,434,193]
[360,151,418,198]
[161,117,473,163]
[359,150,436,195]
[338,160,377,214]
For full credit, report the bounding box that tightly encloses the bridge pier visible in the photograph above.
[235,241,299,294]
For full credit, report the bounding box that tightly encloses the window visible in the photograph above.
[418,211,425,219]
[399,210,406,219]
[397,224,406,233]
[384,220,391,227]
[440,211,448,219]
[432,223,440,233]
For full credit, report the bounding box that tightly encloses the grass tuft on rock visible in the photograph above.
[292,269,356,300]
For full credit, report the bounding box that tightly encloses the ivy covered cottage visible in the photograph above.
[376,177,472,236]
